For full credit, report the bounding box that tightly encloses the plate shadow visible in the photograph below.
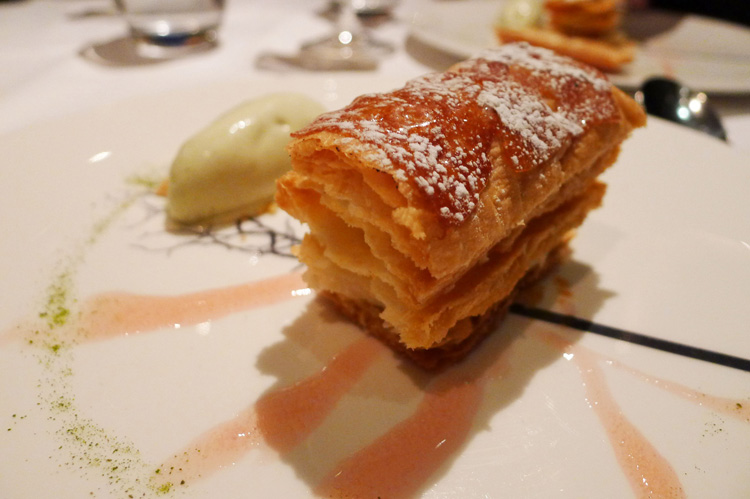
[252,260,607,495]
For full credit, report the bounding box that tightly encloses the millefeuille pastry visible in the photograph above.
[496,0,634,72]
[276,42,645,369]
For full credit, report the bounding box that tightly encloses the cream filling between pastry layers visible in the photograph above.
[279,107,626,284]
[277,128,620,301]
[300,182,604,349]
[279,166,606,349]
[276,122,627,348]
[276,79,645,351]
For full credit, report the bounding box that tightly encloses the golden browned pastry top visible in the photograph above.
[292,43,621,229]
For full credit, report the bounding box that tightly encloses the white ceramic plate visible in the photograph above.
[1,76,749,499]
[407,0,750,93]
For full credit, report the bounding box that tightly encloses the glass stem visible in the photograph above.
[336,1,365,40]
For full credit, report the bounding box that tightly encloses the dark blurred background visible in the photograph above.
[648,0,750,27]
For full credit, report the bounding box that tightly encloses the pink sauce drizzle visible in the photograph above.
[158,406,261,482]
[314,333,514,498]
[315,374,489,499]
[611,361,750,423]
[154,337,384,484]
[533,329,686,498]
[75,272,307,340]
[17,270,747,496]
[255,336,384,454]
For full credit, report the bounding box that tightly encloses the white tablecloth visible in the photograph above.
[1,0,749,149]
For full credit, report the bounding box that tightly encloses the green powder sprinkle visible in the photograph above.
[20,180,182,498]
[126,172,164,191]
[38,269,75,329]
[156,483,173,495]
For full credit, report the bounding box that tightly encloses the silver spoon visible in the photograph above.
[634,77,728,141]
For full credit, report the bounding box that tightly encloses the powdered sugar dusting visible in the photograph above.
[471,43,610,92]
[477,79,583,168]
[294,42,616,226]
[460,42,614,168]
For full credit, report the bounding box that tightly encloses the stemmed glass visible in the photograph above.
[292,1,395,70]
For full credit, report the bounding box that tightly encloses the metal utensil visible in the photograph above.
[634,77,728,141]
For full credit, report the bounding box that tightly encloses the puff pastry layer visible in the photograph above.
[277,43,645,367]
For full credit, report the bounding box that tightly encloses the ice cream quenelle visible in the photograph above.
[166,93,325,227]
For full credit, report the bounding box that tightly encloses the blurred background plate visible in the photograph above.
[407,0,750,93]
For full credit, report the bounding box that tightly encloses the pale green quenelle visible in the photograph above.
[167,93,326,226]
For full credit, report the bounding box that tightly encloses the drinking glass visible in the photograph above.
[296,0,394,70]
[113,0,224,52]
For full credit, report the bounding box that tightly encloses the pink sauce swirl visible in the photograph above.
[13,271,748,497]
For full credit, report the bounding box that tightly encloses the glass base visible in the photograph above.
[132,28,218,58]
[297,32,392,70]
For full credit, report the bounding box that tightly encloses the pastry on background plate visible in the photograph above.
[496,0,635,72]
[277,42,645,369]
